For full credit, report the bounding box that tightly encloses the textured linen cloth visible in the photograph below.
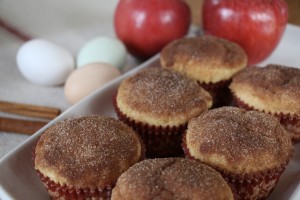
[0,0,139,159]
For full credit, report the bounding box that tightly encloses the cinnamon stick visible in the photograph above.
[0,17,32,41]
[0,117,47,135]
[0,101,61,119]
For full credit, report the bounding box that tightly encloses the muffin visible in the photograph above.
[113,67,212,158]
[160,35,247,107]
[111,158,234,200]
[230,64,300,142]
[34,115,143,200]
[183,107,293,200]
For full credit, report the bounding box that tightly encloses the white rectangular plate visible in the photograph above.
[0,24,300,200]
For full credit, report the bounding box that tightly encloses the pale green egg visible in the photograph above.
[77,36,127,70]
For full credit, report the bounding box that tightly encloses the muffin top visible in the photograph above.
[116,67,212,127]
[230,65,300,115]
[185,107,293,175]
[111,158,233,200]
[34,115,142,188]
[160,35,247,84]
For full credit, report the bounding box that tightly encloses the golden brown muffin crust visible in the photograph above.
[160,36,247,83]
[186,107,293,174]
[111,158,233,200]
[230,65,300,115]
[35,115,142,188]
[117,67,212,126]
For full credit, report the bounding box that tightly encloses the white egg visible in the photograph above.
[64,62,121,105]
[76,36,127,70]
[16,39,74,86]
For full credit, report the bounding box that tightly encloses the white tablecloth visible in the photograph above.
[0,0,140,158]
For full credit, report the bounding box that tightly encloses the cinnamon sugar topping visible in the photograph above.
[160,35,247,83]
[161,36,245,69]
[186,107,293,173]
[35,115,142,188]
[116,67,212,126]
[233,65,300,93]
[120,67,210,114]
[230,65,300,115]
[111,158,233,200]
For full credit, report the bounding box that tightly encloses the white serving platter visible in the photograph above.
[0,24,300,200]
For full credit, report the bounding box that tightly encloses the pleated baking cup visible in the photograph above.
[35,169,113,200]
[198,79,231,91]
[113,95,187,158]
[198,79,232,108]
[233,95,300,143]
[182,133,294,200]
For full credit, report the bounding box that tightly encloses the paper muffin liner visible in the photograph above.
[182,133,294,200]
[198,79,231,91]
[233,95,300,143]
[36,169,113,200]
[198,79,232,108]
[113,94,186,158]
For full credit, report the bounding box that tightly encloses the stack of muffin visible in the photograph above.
[33,35,298,200]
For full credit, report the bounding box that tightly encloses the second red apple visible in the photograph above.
[202,0,288,65]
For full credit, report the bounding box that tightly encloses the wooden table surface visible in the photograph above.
[186,0,300,27]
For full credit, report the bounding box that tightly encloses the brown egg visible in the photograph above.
[64,62,121,105]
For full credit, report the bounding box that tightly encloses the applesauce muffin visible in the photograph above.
[230,64,300,142]
[160,35,247,107]
[34,115,144,200]
[113,67,212,158]
[111,158,234,200]
[183,107,293,200]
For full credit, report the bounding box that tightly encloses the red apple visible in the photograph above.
[114,0,191,59]
[202,0,288,65]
